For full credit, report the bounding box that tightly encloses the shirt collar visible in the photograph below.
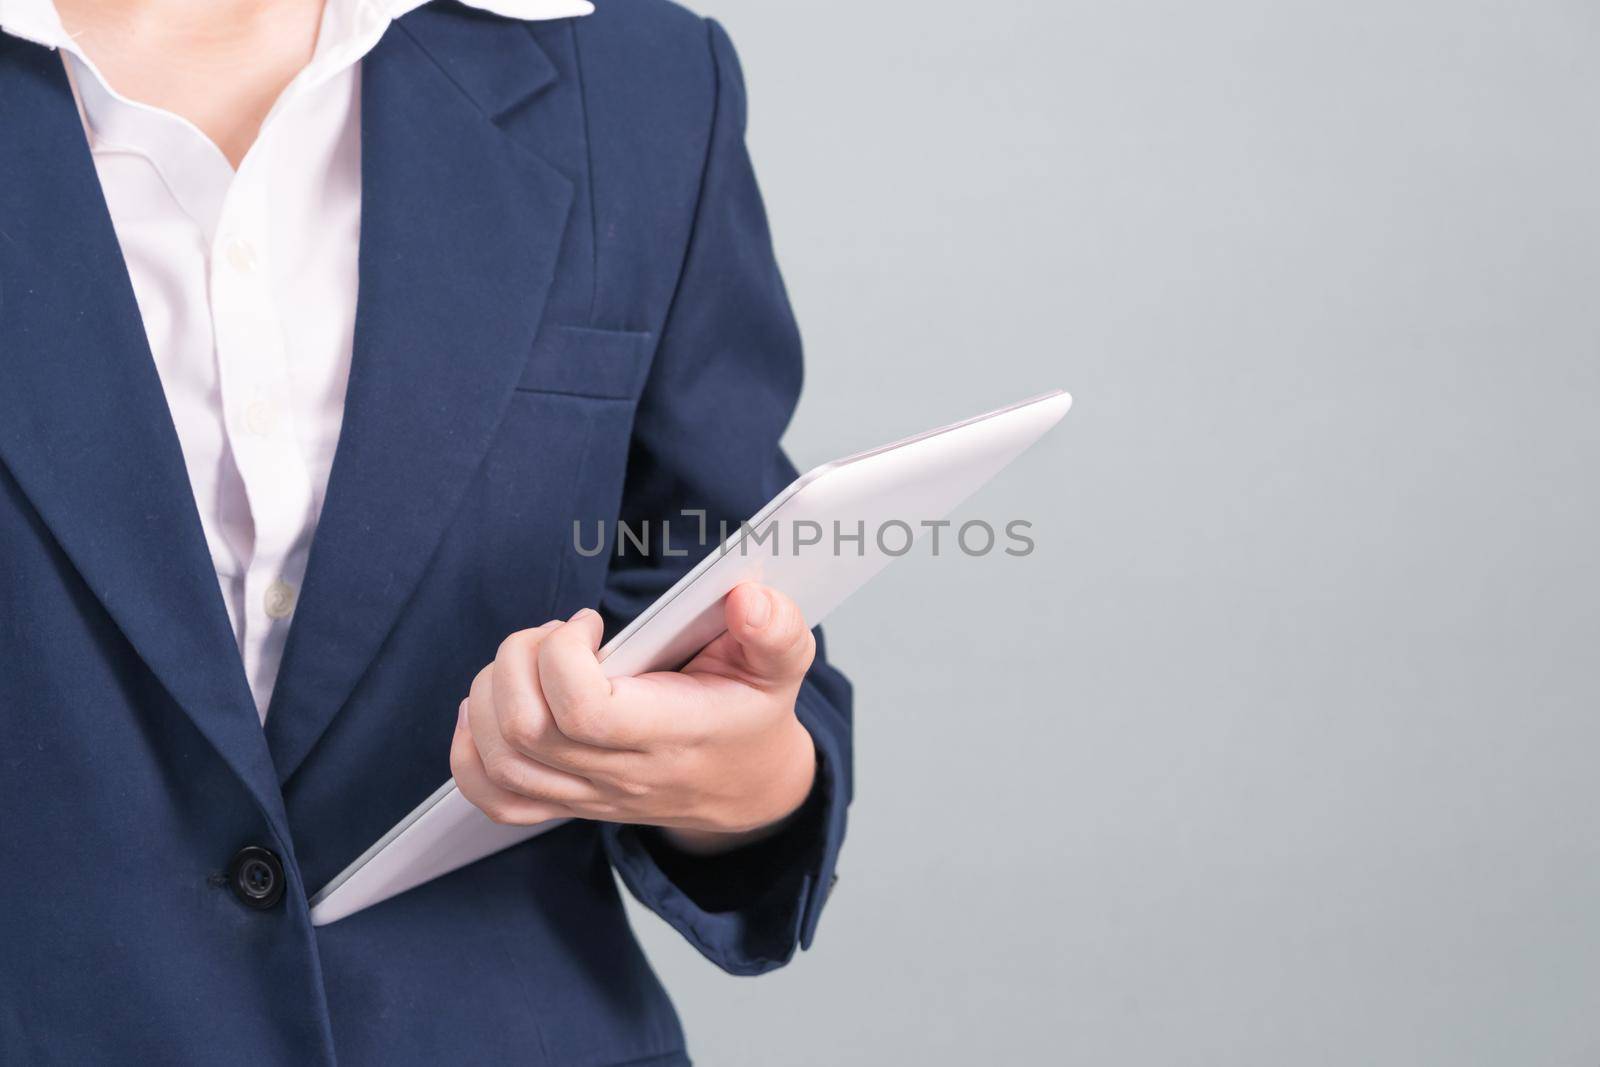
[0,0,591,234]
[0,0,591,166]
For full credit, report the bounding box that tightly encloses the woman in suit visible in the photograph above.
[0,0,852,1062]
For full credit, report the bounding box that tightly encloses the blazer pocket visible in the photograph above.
[517,324,655,400]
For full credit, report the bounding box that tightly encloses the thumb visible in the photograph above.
[724,583,815,687]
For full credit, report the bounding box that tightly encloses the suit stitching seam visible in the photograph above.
[566,20,601,325]
[392,18,495,127]
[643,18,724,366]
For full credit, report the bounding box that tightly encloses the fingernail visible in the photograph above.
[746,589,772,628]
[457,700,469,730]
[569,607,597,625]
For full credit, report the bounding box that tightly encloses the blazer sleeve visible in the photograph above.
[595,18,854,977]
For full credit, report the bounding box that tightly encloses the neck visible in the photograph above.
[58,0,301,33]
[54,0,327,167]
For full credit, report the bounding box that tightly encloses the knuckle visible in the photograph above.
[500,708,549,754]
[556,695,609,745]
[610,775,650,800]
[448,740,472,781]
[468,664,494,703]
[481,750,522,791]
[490,647,533,703]
[535,627,575,666]
[481,800,521,826]
[496,626,542,664]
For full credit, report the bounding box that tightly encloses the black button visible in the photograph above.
[228,846,285,910]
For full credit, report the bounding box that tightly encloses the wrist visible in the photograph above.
[665,722,817,856]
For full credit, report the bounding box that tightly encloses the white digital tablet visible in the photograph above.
[308,388,1072,925]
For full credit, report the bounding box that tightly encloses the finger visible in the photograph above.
[539,608,636,748]
[722,583,815,688]
[490,623,620,775]
[450,698,573,826]
[465,647,608,807]
[465,662,499,762]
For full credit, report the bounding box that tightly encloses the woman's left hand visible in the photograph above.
[450,583,819,854]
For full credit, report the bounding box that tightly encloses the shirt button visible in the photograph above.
[263,580,296,620]
[243,398,277,437]
[224,236,258,273]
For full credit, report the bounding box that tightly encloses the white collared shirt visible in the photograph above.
[0,0,591,719]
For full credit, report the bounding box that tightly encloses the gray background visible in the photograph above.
[621,1,1600,1063]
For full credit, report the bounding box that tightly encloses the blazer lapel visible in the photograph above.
[262,10,577,781]
[0,39,287,828]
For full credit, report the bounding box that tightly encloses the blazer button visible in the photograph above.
[228,846,286,910]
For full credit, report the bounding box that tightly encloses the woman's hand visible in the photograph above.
[451,583,819,854]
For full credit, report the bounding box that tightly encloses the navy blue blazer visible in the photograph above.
[0,2,853,1063]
